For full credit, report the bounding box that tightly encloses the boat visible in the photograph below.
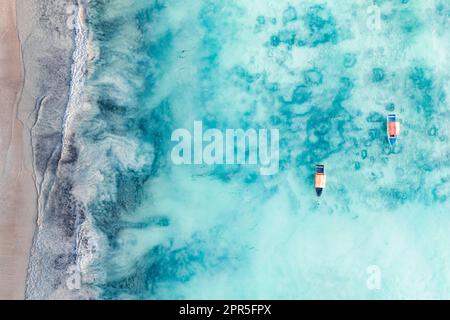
[315,164,326,197]
[387,114,400,146]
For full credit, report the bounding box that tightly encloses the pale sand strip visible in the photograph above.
[0,0,37,299]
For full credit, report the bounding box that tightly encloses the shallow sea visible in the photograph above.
[70,0,450,299]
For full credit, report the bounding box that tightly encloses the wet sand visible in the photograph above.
[0,0,37,299]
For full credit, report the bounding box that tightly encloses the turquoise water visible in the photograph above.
[75,0,450,299]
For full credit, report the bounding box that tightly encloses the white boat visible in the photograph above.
[315,164,326,197]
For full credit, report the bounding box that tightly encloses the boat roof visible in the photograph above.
[315,164,324,173]
[388,114,396,121]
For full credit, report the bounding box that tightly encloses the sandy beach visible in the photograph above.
[0,0,37,299]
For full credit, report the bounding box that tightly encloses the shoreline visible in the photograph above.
[21,0,94,299]
[0,0,37,300]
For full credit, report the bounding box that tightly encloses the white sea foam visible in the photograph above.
[60,0,103,298]
[63,1,160,293]
[61,0,89,155]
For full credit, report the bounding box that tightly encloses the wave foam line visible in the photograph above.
[61,0,89,153]
[60,0,101,298]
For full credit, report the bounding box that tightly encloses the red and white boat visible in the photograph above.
[387,114,400,146]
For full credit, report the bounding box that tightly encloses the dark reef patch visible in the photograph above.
[407,66,435,117]
[100,239,227,299]
[303,68,323,86]
[98,97,128,117]
[269,4,338,49]
[292,85,312,105]
[296,105,351,168]
[138,100,174,176]
[372,68,385,83]
[90,169,150,244]
[282,6,298,25]
[303,5,338,47]
[343,53,357,68]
